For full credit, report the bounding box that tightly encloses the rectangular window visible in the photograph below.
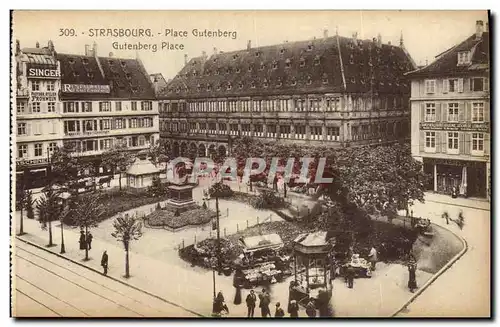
[294,126,305,139]
[457,51,471,65]
[83,120,96,132]
[472,102,484,122]
[254,124,263,137]
[267,125,276,138]
[34,143,43,157]
[447,132,459,152]
[99,102,111,112]
[472,133,484,151]
[18,144,27,158]
[115,101,122,111]
[63,102,79,113]
[425,103,436,122]
[100,139,112,150]
[82,102,93,112]
[131,101,137,111]
[326,127,340,141]
[425,80,436,94]
[100,119,111,130]
[471,78,486,92]
[425,132,436,149]
[448,79,457,92]
[325,97,339,111]
[141,101,152,111]
[448,103,459,122]
[31,80,40,91]
[115,119,124,129]
[46,81,55,91]
[280,125,291,139]
[64,121,80,134]
[17,123,26,135]
[33,122,42,135]
[47,102,56,113]
[48,142,57,155]
[310,126,322,140]
[219,123,227,134]
[130,118,138,128]
[50,121,57,134]
[17,102,26,114]
[31,102,41,113]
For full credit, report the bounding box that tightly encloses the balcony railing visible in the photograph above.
[64,127,157,138]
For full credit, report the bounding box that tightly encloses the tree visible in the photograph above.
[36,189,63,247]
[111,213,143,278]
[148,176,166,196]
[16,188,30,235]
[51,144,80,187]
[102,143,134,191]
[72,193,105,260]
[26,190,35,219]
[149,139,170,168]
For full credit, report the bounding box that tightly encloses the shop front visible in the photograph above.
[424,158,487,198]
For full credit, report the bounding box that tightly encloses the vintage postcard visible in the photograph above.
[10,10,490,318]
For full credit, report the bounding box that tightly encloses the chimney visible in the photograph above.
[109,52,113,57]
[92,41,98,56]
[475,20,484,40]
[213,47,217,55]
[323,29,328,38]
[15,39,20,55]
[36,41,39,48]
[247,40,251,50]
[48,40,54,53]
[85,44,91,56]
[400,31,404,47]
[184,54,188,64]
[377,33,382,46]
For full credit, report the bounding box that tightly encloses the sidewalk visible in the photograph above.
[423,192,490,211]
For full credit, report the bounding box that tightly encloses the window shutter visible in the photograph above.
[26,122,31,136]
[485,133,490,155]
[459,102,465,121]
[466,102,472,121]
[485,102,490,122]
[435,132,441,153]
[443,79,449,93]
[484,77,489,92]
[458,78,464,93]
[459,132,465,154]
[420,103,425,121]
[464,133,471,155]
[436,103,442,122]
[442,103,447,121]
[419,131,425,152]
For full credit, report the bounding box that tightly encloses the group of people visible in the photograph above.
[242,289,317,318]
[78,230,93,251]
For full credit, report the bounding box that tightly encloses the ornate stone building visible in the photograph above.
[407,20,490,199]
[157,30,416,159]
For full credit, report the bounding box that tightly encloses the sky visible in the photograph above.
[12,10,489,80]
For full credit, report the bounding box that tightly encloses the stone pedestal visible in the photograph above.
[166,184,196,212]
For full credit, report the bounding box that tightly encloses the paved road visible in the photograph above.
[13,241,199,318]
[396,200,490,317]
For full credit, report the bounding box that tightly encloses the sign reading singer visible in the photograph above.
[27,66,60,79]
[62,84,111,94]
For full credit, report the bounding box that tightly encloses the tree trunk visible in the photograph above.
[84,225,89,260]
[125,245,130,278]
[19,208,24,235]
[60,219,65,254]
[119,172,122,190]
[48,220,53,246]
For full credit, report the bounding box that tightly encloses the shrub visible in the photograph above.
[148,177,167,197]
[253,189,285,210]
[26,191,35,219]
[208,182,234,198]
[155,202,162,211]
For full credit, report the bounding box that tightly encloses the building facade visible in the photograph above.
[407,20,490,199]
[156,31,416,160]
[15,41,159,187]
[15,41,63,186]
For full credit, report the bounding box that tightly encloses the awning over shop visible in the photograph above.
[239,233,284,253]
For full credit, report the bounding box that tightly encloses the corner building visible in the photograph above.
[157,31,416,159]
[407,20,490,199]
[57,44,159,173]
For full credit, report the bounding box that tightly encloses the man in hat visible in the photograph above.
[288,300,299,318]
[258,288,271,317]
[245,290,257,317]
[100,250,108,275]
[274,302,285,318]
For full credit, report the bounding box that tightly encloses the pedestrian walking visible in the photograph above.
[274,302,285,318]
[79,230,86,250]
[86,231,93,250]
[346,265,355,289]
[305,298,317,317]
[100,250,108,275]
[258,288,271,318]
[214,291,229,315]
[288,300,299,317]
[246,290,257,317]
[408,259,418,293]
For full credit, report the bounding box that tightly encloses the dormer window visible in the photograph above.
[68,58,75,64]
[108,60,114,65]
[276,78,282,88]
[290,78,297,86]
[233,54,239,60]
[82,58,89,65]
[121,60,126,67]
[73,71,79,77]
[280,48,285,54]
[227,83,232,90]
[213,58,217,63]
[215,69,220,75]
[272,61,278,70]
[351,77,356,84]
[306,76,312,85]
[285,59,291,68]
[349,54,354,64]
[216,84,222,91]
[299,58,305,68]
[263,79,268,88]
[197,84,201,91]
[175,87,180,93]
[226,68,231,74]
[322,73,328,84]
[192,60,197,66]
[87,72,94,78]
[236,67,241,73]
[192,70,198,76]
[259,63,265,71]
[238,82,243,89]
[248,66,252,72]
[126,74,131,80]
[250,81,256,89]
[255,51,260,57]
[314,56,320,66]
[207,84,212,92]
[307,44,314,51]
[458,51,471,65]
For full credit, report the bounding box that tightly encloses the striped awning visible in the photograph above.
[26,53,57,65]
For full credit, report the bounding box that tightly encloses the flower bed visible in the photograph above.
[146,206,216,229]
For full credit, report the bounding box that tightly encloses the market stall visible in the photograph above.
[339,254,372,278]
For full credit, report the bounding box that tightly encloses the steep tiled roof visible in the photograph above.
[406,32,490,78]
[57,53,156,100]
[160,35,415,99]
